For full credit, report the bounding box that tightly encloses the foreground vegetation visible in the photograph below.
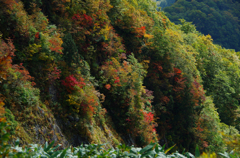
[0,122,239,158]
[0,133,239,158]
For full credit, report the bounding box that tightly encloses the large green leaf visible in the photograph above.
[140,142,156,154]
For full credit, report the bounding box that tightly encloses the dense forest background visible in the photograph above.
[0,0,240,156]
[163,0,240,51]
[153,0,176,8]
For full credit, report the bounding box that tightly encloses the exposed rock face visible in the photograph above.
[55,117,89,147]
[34,106,69,148]
[12,104,69,148]
[49,84,58,103]
[13,83,122,148]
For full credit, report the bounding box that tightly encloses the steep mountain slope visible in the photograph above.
[0,0,240,154]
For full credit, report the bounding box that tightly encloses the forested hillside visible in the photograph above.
[0,0,240,156]
[163,0,240,51]
[153,0,176,8]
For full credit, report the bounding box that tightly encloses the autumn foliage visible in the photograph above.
[62,75,86,92]
[0,0,240,155]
